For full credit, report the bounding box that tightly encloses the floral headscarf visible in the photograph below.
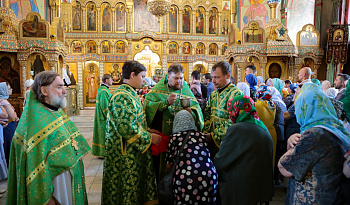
[255,85,275,109]
[228,95,267,131]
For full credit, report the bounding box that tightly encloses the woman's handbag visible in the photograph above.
[158,131,192,204]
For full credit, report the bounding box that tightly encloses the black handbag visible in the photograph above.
[158,131,192,204]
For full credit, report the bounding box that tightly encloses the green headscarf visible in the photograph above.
[272,78,283,96]
[312,78,321,86]
[341,80,350,121]
[228,95,268,131]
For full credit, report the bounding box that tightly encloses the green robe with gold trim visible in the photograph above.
[102,84,158,205]
[92,85,111,157]
[7,91,90,205]
[203,84,243,151]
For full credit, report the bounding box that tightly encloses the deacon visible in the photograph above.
[7,71,90,205]
[102,61,162,204]
[92,74,113,158]
[203,61,243,155]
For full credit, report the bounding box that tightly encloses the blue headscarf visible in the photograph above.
[289,83,298,93]
[0,82,9,99]
[295,83,350,151]
[245,74,257,91]
[272,78,283,96]
[311,78,321,86]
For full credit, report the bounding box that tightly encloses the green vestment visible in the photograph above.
[92,85,111,157]
[203,84,243,150]
[7,91,90,205]
[102,84,158,205]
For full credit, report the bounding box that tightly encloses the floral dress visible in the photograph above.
[166,130,218,205]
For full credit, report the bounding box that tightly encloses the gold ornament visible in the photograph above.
[147,0,171,22]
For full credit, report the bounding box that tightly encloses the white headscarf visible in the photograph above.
[269,86,286,108]
[325,88,338,98]
[236,82,250,96]
[24,79,34,88]
[62,67,71,85]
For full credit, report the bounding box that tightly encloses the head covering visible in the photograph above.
[289,83,298,93]
[269,86,286,108]
[257,76,264,85]
[256,85,275,109]
[245,74,257,91]
[341,80,350,122]
[236,82,250,96]
[272,78,283,96]
[311,78,321,86]
[321,80,331,92]
[172,110,198,134]
[266,78,273,86]
[144,77,156,86]
[228,95,267,130]
[325,88,337,98]
[62,67,71,85]
[296,83,350,151]
[24,79,34,88]
[0,82,9,99]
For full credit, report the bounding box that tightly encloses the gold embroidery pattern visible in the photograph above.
[92,143,105,148]
[148,89,196,101]
[49,131,80,155]
[12,132,26,147]
[27,161,46,186]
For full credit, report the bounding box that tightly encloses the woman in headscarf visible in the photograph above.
[321,80,331,93]
[278,83,350,204]
[311,78,321,86]
[257,76,265,86]
[255,86,277,166]
[0,102,7,184]
[236,82,250,97]
[283,83,298,109]
[265,78,273,86]
[215,95,274,205]
[245,74,257,101]
[165,110,217,205]
[325,87,344,120]
[190,81,206,113]
[341,81,350,123]
[272,78,284,97]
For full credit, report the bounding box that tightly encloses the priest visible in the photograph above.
[92,74,113,158]
[7,71,90,205]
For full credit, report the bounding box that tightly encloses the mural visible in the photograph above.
[243,22,264,43]
[86,41,97,53]
[223,1,230,10]
[85,64,99,103]
[0,57,20,94]
[116,41,126,53]
[209,8,218,34]
[196,42,205,54]
[101,41,111,53]
[268,63,282,78]
[30,54,45,78]
[22,14,47,38]
[72,40,82,53]
[101,3,111,31]
[134,0,160,32]
[10,0,39,20]
[222,43,228,55]
[72,2,81,30]
[183,6,191,33]
[196,7,205,34]
[241,0,269,28]
[209,43,218,55]
[299,25,318,46]
[116,3,125,32]
[169,42,178,54]
[182,42,191,54]
[86,3,96,31]
[169,5,178,33]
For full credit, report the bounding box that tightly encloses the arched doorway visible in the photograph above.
[134,46,161,78]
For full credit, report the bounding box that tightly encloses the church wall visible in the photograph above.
[319,1,335,48]
[237,0,271,29]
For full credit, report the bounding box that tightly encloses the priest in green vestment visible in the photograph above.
[7,71,90,205]
[102,61,162,205]
[203,61,243,153]
[92,74,113,157]
[144,63,204,181]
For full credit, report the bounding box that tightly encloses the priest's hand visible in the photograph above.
[148,129,160,134]
[47,198,56,205]
[287,133,301,150]
[151,133,162,145]
[167,94,177,105]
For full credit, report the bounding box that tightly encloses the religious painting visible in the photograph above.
[101,3,111,32]
[221,14,230,35]
[241,0,270,29]
[62,0,70,3]
[222,44,228,55]
[242,21,264,44]
[223,1,230,10]
[101,41,111,54]
[268,62,282,78]
[183,6,191,33]
[86,2,96,31]
[196,43,205,54]
[116,3,125,32]
[209,43,218,55]
[72,2,81,30]
[196,7,205,34]
[66,63,78,85]
[333,29,344,42]
[86,41,97,53]
[22,14,47,38]
[108,63,123,85]
[0,57,20,94]
[84,63,99,105]
[297,24,319,47]
[169,42,178,54]
[10,0,39,20]
[134,0,160,32]
[326,24,349,64]
[30,54,45,78]
[168,5,178,33]
[182,42,191,54]
[116,41,126,53]
[209,8,218,34]
[71,40,82,53]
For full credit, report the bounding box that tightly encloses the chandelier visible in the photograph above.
[147,0,171,22]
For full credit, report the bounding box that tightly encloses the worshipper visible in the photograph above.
[6,71,90,204]
[92,74,113,158]
[62,64,72,86]
[265,78,273,86]
[345,151,350,178]
[23,79,34,106]
[278,83,350,205]
[255,86,277,166]
[297,67,312,85]
[145,76,157,86]
[190,81,206,112]
[321,80,331,93]
[236,82,250,97]
[203,61,243,155]
[257,76,265,86]
[166,110,218,204]
[312,78,321,86]
[144,63,203,182]
[191,70,208,100]
[0,83,18,166]
[203,73,214,99]
[0,106,7,187]
[230,76,236,85]
[284,80,292,88]
[215,95,273,205]
[245,73,257,101]
[284,104,301,140]
[102,61,162,204]
[325,88,344,120]
[272,78,284,96]
[335,73,350,101]
[244,64,256,76]
[283,83,297,109]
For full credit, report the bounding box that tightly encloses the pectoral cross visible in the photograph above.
[76,185,83,194]
[166,119,172,126]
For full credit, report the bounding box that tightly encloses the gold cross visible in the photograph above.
[162,104,168,108]
[166,119,172,126]
[76,185,83,194]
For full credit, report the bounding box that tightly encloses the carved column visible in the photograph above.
[3,0,10,8]
[127,39,133,61]
[126,2,133,33]
[162,40,167,72]
[77,61,83,109]
[205,11,209,35]
[19,61,27,96]
[218,12,222,35]
[260,63,266,79]
[99,62,105,84]
[82,7,86,32]
[97,8,101,32]
[192,11,196,34]
[179,10,183,34]
[112,8,116,33]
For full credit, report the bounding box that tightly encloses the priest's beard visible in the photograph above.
[48,93,67,108]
